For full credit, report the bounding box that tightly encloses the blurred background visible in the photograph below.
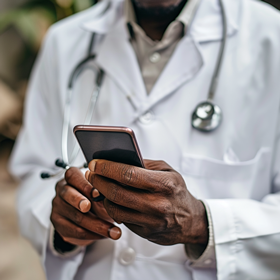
[0,1,97,279]
[0,0,279,279]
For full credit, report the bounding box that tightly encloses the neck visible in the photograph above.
[132,0,188,41]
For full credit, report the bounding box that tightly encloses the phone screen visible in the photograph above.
[75,130,144,168]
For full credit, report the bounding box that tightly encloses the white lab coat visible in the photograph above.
[10,0,280,279]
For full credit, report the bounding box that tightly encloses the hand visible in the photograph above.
[86,160,208,246]
[51,167,122,247]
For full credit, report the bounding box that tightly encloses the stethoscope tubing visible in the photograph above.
[208,0,227,101]
[62,36,104,166]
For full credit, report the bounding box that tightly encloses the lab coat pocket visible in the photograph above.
[181,148,271,200]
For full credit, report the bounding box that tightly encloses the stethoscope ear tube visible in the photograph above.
[55,158,68,169]
[40,159,88,179]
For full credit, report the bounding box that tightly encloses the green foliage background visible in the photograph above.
[0,0,97,140]
[0,0,97,86]
[0,0,97,50]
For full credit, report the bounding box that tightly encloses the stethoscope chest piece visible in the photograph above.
[192,101,222,132]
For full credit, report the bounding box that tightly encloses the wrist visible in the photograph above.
[185,200,209,246]
[196,200,209,245]
[53,229,77,254]
[48,224,85,258]
[184,200,216,268]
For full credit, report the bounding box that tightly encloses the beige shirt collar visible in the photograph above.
[124,0,202,33]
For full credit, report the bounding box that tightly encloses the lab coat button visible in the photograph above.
[119,247,136,266]
[150,52,161,63]
[204,259,212,265]
[139,111,154,124]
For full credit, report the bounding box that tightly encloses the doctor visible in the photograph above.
[10,0,280,279]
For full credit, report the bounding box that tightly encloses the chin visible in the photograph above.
[132,0,183,9]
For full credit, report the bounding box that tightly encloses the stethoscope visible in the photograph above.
[41,0,227,179]
[41,34,105,179]
[191,0,227,132]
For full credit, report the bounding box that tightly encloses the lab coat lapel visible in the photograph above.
[190,0,239,43]
[146,36,203,114]
[95,18,147,111]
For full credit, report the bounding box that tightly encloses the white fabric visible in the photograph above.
[9,0,280,279]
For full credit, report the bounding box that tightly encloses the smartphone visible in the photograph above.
[73,125,144,168]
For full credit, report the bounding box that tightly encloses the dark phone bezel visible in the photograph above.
[73,125,145,168]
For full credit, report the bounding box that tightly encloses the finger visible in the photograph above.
[88,174,152,211]
[65,167,95,200]
[52,213,105,244]
[88,160,169,192]
[103,199,147,226]
[143,160,173,171]
[85,171,105,202]
[59,184,91,213]
[91,200,114,223]
[124,223,163,244]
[62,238,96,247]
[54,196,122,240]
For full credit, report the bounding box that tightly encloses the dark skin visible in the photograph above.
[51,160,208,247]
[51,168,121,246]
[87,160,208,246]
[132,0,188,40]
[51,0,209,249]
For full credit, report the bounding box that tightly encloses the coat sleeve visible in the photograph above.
[206,112,280,279]
[9,27,85,279]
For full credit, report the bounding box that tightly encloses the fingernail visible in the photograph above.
[92,193,105,202]
[88,160,97,172]
[85,170,90,180]
[79,199,90,212]
[108,227,122,240]
[92,189,100,199]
